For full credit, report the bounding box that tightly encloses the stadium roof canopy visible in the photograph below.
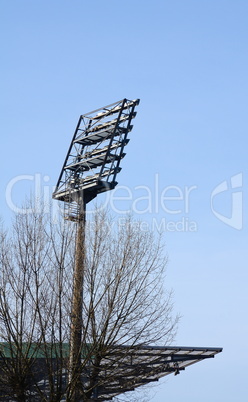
[0,343,222,400]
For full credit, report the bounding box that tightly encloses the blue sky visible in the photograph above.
[1,1,248,401]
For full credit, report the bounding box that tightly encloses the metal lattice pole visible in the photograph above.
[68,199,86,400]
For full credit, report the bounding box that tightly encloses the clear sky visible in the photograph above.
[1,1,248,401]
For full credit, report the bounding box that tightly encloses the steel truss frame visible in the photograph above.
[52,98,139,220]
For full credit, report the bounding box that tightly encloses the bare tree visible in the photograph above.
[0,208,74,401]
[0,204,178,401]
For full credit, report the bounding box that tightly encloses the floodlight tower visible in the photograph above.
[52,98,140,398]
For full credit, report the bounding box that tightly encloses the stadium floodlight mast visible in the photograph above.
[52,98,140,397]
[52,98,222,400]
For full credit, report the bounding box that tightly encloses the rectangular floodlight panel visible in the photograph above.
[84,99,140,120]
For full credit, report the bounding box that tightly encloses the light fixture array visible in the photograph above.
[52,98,140,220]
